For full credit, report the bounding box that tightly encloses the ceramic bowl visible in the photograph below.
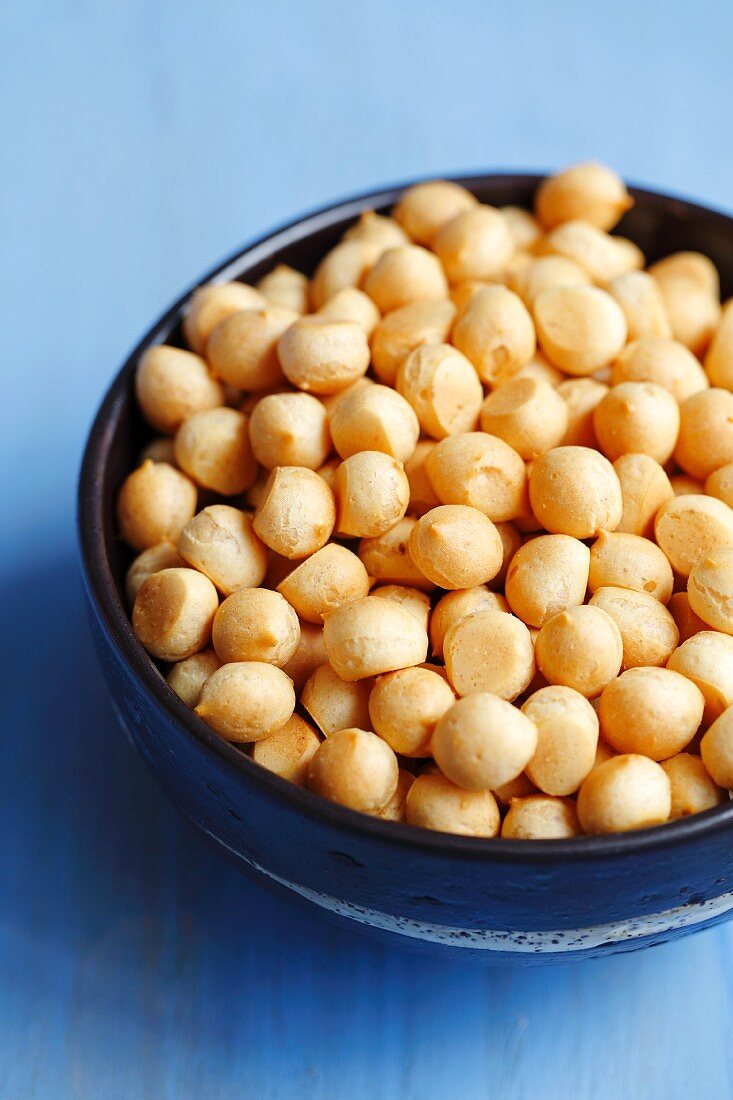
[78,173,733,963]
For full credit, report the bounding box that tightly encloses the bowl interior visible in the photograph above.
[79,172,733,855]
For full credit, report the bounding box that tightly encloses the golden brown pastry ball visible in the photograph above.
[135,345,224,434]
[535,605,623,698]
[308,728,399,812]
[408,505,504,589]
[535,162,633,231]
[599,667,704,760]
[118,461,197,551]
[577,754,671,834]
[528,446,622,539]
[432,693,538,790]
[323,596,429,681]
[393,180,477,245]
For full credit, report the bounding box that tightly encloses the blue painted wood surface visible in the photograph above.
[3,2,733,1095]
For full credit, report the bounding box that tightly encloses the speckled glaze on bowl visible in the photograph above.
[78,173,733,963]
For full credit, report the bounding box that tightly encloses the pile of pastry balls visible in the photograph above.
[119,161,733,840]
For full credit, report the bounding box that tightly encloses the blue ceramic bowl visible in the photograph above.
[78,173,733,964]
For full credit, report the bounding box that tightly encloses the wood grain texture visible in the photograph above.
[2,1,733,1096]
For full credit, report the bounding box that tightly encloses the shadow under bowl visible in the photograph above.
[78,172,733,963]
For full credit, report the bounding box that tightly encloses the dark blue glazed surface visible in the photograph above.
[79,175,733,962]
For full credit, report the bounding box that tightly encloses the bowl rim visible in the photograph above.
[78,170,733,863]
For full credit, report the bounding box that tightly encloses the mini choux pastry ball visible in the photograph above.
[195,662,295,743]
[432,693,538,791]
[392,179,477,245]
[248,391,331,470]
[183,282,266,354]
[207,307,297,391]
[535,162,633,231]
[587,530,673,604]
[408,505,504,590]
[342,209,409,250]
[505,534,590,628]
[535,605,623,698]
[593,381,680,466]
[577,755,671,835]
[701,706,733,789]
[675,388,733,480]
[277,543,370,624]
[443,609,535,700]
[125,540,185,606]
[589,586,679,669]
[177,505,268,596]
[277,316,371,395]
[650,255,720,357]
[396,343,483,440]
[368,666,456,757]
[317,286,381,336]
[257,264,310,314]
[135,345,224,435]
[301,663,373,737]
[667,631,733,726]
[706,463,733,509]
[429,587,510,660]
[649,251,719,300]
[705,300,733,390]
[661,753,725,819]
[405,774,500,837]
[426,432,528,524]
[479,376,568,460]
[533,286,627,377]
[329,382,419,463]
[432,205,514,283]
[599,667,704,760]
[363,244,448,313]
[166,649,221,708]
[323,596,429,682]
[451,285,536,387]
[502,796,583,839]
[118,461,197,551]
[529,446,623,539]
[212,588,300,666]
[687,547,733,635]
[521,685,599,796]
[174,407,258,496]
[308,728,399,813]
[654,494,733,578]
[607,271,671,341]
[334,451,410,537]
[253,466,336,559]
[133,567,219,663]
[252,714,322,788]
[613,453,673,538]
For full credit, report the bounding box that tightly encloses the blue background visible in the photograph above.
[4,1,733,1096]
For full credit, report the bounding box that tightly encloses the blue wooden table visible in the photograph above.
[3,2,733,1096]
